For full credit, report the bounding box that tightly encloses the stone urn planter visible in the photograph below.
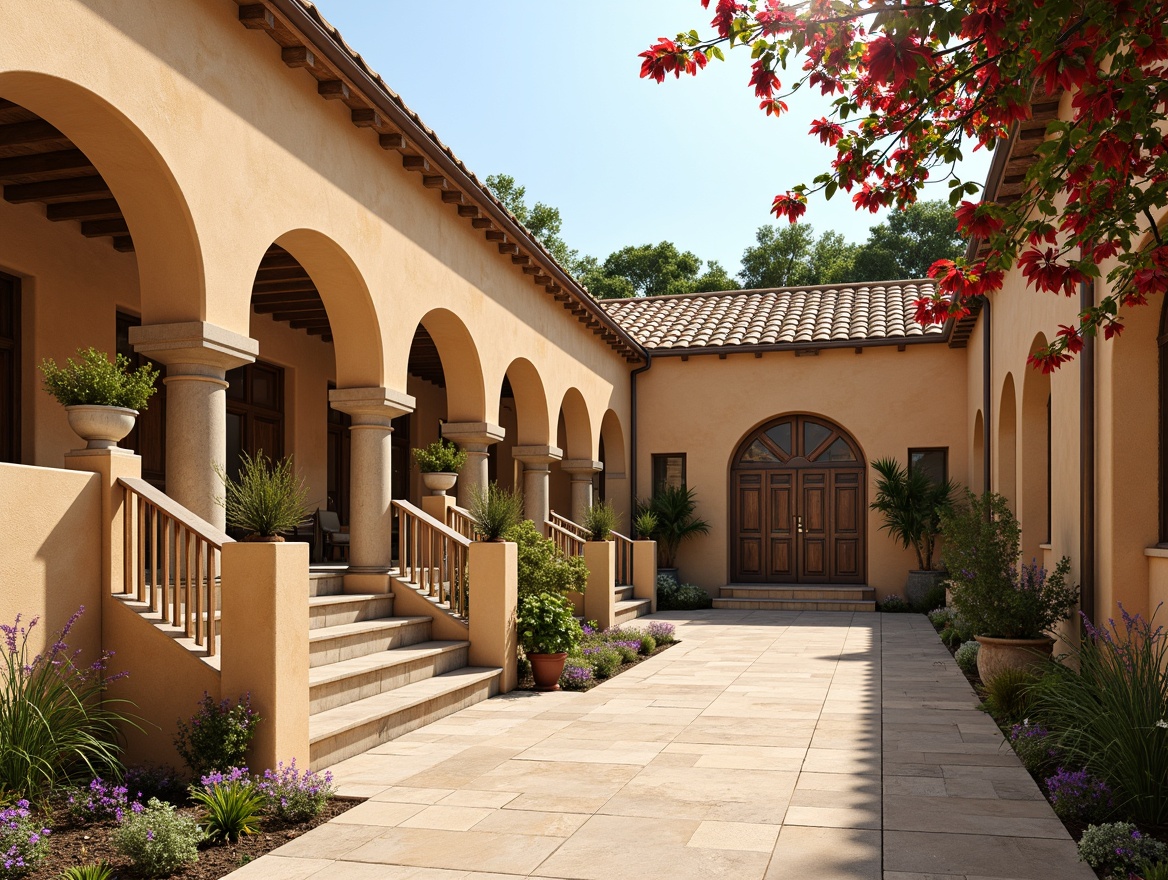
[65,404,138,449]
[421,472,458,496]
[529,652,567,691]
[905,569,947,609]
[974,635,1054,683]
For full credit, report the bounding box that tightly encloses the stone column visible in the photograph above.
[129,322,258,530]
[440,422,505,509]
[561,459,603,523]
[513,445,562,534]
[329,386,415,593]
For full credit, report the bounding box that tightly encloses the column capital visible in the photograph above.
[441,422,505,449]
[561,459,603,477]
[513,445,563,467]
[129,321,258,373]
[329,386,415,426]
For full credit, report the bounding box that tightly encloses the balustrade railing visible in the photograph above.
[549,511,590,541]
[447,504,480,542]
[546,519,585,558]
[612,530,634,586]
[118,477,232,656]
[394,499,471,617]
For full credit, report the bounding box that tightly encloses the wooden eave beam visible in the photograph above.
[4,175,109,203]
[0,149,93,178]
[498,243,519,256]
[45,198,121,221]
[351,108,383,128]
[402,155,430,172]
[80,218,128,237]
[239,4,276,30]
[251,279,318,294]
[273,309,329,322]
[112,236,134,253]
[318,80,350,101]
[0,119,64,147]
[281,45,316,68]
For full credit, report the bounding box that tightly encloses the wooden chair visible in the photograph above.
[318,509,350,562]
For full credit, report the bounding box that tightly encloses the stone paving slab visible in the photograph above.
[237,610,1094,880]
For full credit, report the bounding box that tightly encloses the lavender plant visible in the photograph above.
[64,778,141,825]
[1008,721,1060,778]
[255,760,334,822]
[646,621,676,645]
[0,800,50,879]
[174,693,260,777]
[0,609,133,800]
[1045,768,1115,824]
[559,662,593,691]
[1078,823,1167,879]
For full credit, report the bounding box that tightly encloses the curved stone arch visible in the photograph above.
[265,229,384,389]
[998,373,1018,509]
[499,357,551,446]
[401,308,487,423]
[557,387,594,461]
[1020,334,1051,559]
[0,71,205,324]
[599,409,627,478]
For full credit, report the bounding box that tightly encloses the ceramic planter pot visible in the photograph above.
[974,635,1054,683]
[421,472,458,496]
[658,567,680,586]
[65,404,138,449]
[529,652,567,691]
[905,569,947,609]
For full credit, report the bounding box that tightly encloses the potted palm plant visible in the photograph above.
[468,482,524,541]
[518,591,583,690]
[940,491,1078,683]
[219,452,311,542]
[633,509,658,540]
[648,485,711,584]
[412,439,467,496]
[581,500,618,542]
[869,457,957,608]
[39,347,159,449]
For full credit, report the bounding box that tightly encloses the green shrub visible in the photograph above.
[587,647,622,679]
[656,580,712,611]
[411,440,466,474]
[0,609,132,800]
[1031,610,1168,825]
[633,509,658,540]
[954,640,979,676]
[638,634,657,655]
[878,595,912,613]
[468,482,523,541]
[507,520,588,597]
[581,501,618,542]
[941,492,1078,639]
[39,348,158,411]
[58,864,114,880]
[612,642,638,664]
[1138,861,1168,880]
[189,769,264,842]
[218,452,310,538]
[928,607,953,629]
[648,485,711,568]
[912,582,948,614]
[112,798,203,878]
[518,593,582,655]
[174,693,259,778]
[869,456,956,571]
[1078,823,1168,879]
[979,667,1038,724]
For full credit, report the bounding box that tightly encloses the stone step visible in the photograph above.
[309,571,347,597]
[308,640,469,713]
[308,593,395,630]
[712,597,877,612]
[719,584,875,601]
[308,616,432,667]
[614,584,634,602]
[614,598,652,625]
[309,666,501,769]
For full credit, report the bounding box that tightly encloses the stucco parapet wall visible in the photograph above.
[560,459,603,476]
[129,322,259,372]
[441,422,506,448]
[513,445,563,467]
[328,387,415,426]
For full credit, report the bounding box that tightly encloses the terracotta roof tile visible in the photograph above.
[601,281,943,352]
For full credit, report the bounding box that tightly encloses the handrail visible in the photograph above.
[612,530,634,587]
[447,504,480,542]
[546,519,585,558]
[394,499,471,617]
[118,477,233,656]
[549,510,590,540]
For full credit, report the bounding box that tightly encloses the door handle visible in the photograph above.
[795,514,805,534]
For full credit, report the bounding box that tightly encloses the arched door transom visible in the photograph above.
[731,415,866,585]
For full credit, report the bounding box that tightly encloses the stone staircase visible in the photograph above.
[713,584,876,612]
[614,584,652,625]
[306,572,500,769]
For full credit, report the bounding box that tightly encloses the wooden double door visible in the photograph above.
[732,415,866,584]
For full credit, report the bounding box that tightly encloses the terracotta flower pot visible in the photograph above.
[529,652,568,691]
[65,404,138,449]
[974,635,1054,683]
[421,472,458,496]
[244,534,285,543]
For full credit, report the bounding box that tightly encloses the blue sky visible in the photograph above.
[319,1,993,277]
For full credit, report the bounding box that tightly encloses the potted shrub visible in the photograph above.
[633,509,658,541]
[581,500,618,542]
[940,491,1078,682]
[869,457,957,608]
[518,591,583,690]
[219,451,311,542]
[413,439,467,496]
[468,482,524,541]
[648,485,711,584]
[39,347,159,449]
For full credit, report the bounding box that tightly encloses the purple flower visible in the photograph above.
[1045,767,1114,823]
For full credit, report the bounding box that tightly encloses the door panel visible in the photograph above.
[765,471,795,582]
[734,472,765,581]
[798,471,829,582]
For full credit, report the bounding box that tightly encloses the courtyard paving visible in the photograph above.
[239,611,1093,880]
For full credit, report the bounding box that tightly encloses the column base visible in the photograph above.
[343,569,394,595]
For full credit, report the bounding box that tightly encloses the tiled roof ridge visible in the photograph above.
[599,277,933,306]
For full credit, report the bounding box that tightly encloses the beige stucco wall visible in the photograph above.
[636,343,969,597]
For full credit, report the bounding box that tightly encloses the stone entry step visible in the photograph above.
[308,616,433,667]
[615,598,652,625]
[716,584,876,612]
[309,593,395,629]
[308,666,501,769]
[308,640,469,713]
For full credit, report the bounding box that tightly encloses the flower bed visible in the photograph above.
[517,621,678,691]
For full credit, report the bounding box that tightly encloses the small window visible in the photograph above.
[652,453,686,494]
[909,448,948,485]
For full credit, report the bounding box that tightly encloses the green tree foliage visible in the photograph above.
[578,242,739,299]
[486,173,580,272]
[850,201,964,281]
